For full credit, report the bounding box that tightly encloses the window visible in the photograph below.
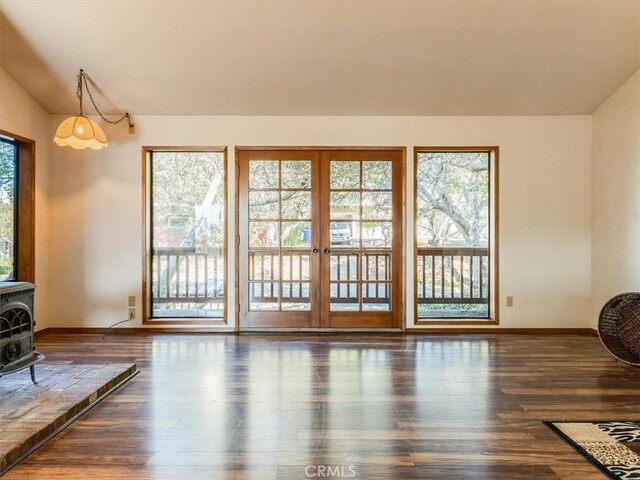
[143,148,227,322]
[0,137,18,281]
[414,147,498,323]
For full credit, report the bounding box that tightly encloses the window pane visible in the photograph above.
[281,222,311,248]
[331,221,359,248]
[281,254,310,281]
[250,222,279,248]
[281,282,311,311]
[362,192,392,220]
[281,191,311,219]
[250,191,279,219]
[281,161,311,189]
[362,253,391,281]
[363,283,391,311]
[362,222,392,248]
[249,160,279,189]
[0,140,17,281]
[362,161,391,190]
[330,254,359,281]
[416,151,490,320]
[330,161,360,189]
[249,253,280,281]
[249,282,279,311]
[151,151,225,318]
[330,283,359,311]
[330,192,359,220]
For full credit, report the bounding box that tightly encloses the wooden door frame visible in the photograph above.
[235,146,406,331]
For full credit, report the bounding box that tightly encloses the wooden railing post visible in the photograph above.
[417,247,489,305]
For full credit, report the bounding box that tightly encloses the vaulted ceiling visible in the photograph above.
[1,0,639,116]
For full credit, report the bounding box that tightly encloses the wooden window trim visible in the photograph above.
[413,146,499,326]
[141,146,228,325]
[0,130,35,283]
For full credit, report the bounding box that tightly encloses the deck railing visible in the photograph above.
[248,250,392,305]
[152,247,224,306]
[150,247,489,309]
[416,247,489,304]
[249,250,310,304]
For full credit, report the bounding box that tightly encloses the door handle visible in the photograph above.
[323,247,331,254]
[312,247,319,254]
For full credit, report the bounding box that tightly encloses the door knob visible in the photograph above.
[312,247,319,254]
[323,247,331,254]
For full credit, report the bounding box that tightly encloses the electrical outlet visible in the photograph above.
[128,307,136,319]
[128,296,135,307]
[506,296,514,307]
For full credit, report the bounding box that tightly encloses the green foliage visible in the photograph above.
[152,151,225,249]
[249,160,396,248]
[416,152,489,247]
[419,303,489,318]
[0,254,13,278]
[0,141,16,203]
[0,141,16,278]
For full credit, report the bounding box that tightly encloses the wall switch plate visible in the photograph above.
[128,296,136,307]
[506,296,514,307]
[128,307,136,319]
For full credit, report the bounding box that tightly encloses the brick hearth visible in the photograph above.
[0,363,138,474]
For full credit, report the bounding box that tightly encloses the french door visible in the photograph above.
[238,148,403,329]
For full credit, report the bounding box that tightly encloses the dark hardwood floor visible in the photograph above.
[3,332,633,479]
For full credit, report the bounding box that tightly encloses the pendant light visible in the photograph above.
[53,69,134,150]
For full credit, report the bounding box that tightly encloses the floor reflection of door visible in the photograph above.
[238,148,403,329]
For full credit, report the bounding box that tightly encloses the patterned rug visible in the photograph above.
[546,421,640,479]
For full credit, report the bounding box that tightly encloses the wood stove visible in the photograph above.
[0,282,44,384]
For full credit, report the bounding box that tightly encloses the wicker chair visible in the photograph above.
[598,293,640,366]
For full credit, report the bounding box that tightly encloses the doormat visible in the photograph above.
[0,363,138,475]
[546,421,640,479]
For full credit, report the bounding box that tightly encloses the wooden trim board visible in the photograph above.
[35,327,597,336]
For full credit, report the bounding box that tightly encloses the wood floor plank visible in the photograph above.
[1,332,625,479]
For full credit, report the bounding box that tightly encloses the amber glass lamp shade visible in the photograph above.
[53,116,108,150]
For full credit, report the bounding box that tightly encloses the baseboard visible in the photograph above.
[240,328,403,333]
[36,327,236,335]
[405,327,598,335]
[36,327,598,336]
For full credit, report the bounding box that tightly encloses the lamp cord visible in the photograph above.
[77,69,133,128]
[102,310,135,340]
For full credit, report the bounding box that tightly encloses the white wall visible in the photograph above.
[0,68,51,330]
[592,69,640,328]
[48,115,593,330]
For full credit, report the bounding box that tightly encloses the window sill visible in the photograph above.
[414,318,499,326]
[143,317,228,326]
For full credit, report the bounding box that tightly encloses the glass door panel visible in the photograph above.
[239,148,402,329]
[326,158,394,313]
[239,151,320,328]
[320,150,402,328]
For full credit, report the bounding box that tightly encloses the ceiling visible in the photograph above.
[1,0,639,116]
